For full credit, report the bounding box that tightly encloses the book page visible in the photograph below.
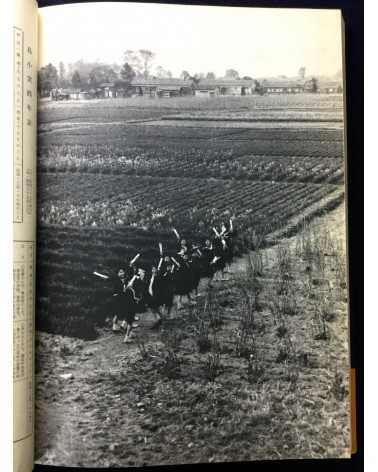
[13,0,38,471]
[36,3,350,467]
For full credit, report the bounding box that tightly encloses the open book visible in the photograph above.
[13,1,353,470]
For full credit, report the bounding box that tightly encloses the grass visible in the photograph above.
[35,206,350,466]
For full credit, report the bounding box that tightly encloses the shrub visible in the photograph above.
[158,330,183,379]
[192,305,212,353]
[246,354,264,384]
[204,351,222,382]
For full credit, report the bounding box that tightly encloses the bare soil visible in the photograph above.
[35,204,350,467]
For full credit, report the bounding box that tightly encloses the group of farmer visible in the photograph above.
[94,219,235,343]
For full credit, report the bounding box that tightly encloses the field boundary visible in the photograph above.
[162,116,343,123]
[265,187,345,244]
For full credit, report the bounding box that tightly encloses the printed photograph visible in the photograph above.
[35,2,350,467]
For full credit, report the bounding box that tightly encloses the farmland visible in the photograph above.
[35,205,350,465]
[35,94,349,464]
[37,94,345,337]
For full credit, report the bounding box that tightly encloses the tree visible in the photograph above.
[180,70,191,80]
[190,75,200,85]
[193,72,205,80]
[155,65,172,78]
[139,49,155,78]
[206,72,216,79]
[123,50,142,76]
[71,70,81,88]
[309,77,318,93]
[120,63,136,82]
[88,65,118,86]
[58,61,66,87]
[123,49,156,78]
[67,60,119,85]
[305,77,318,93]
[254,80,264,95]
[37,63,58,94]
[242,76,252,80]
[225,69,239,79]
[298,67,306,79]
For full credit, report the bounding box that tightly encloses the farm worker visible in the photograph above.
[211,233,227,280]
[92,269,138,334]
[112,268,141,331]
[125,254,140,283]
[173,254,196,309]
[131,267,148,310]
[144,266,164,329]
[219,218,236,267]
[95,222,241,343]
[111,268,128,332]
[124,253,142,324]
[121,268,147,343]
[158,255,171,274]
[177,238,193,259]
[201,239,216,280]
[187,249,203,298]
[158,258,176,318]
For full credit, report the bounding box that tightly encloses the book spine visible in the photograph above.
[13,1,38,471]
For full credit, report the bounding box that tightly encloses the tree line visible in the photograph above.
[38,49,323,96]
[38,49,255,93]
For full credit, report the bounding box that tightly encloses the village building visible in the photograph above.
[51,87,102,100]
[194,79,256,97]
[259,79,305,94]
[49,76,343,100]
[129,78,194,97]
[100,82,117,98]
[318,80,343,94]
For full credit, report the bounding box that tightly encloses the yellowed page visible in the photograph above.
[13,0,38,471]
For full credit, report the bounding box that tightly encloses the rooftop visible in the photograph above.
[131,78,193,87]
[194,78,255,89]
[260,79,306,88]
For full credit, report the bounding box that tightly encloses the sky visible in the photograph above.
[39,2,343,78]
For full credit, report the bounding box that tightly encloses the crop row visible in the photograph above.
[39,137,344,159]
[39,173,338,217]
[40,122,345,154]
[37,181,342,298]
[38,94,344,126]
[39,149,344,184]
[40,122,344,144]
[36,179,343,336]
[164,110,343,122]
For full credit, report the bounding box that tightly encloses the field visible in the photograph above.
[37,95,345,336]
[35,94,349,465]
[36,207,350,466]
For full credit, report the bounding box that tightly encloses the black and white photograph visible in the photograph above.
[35,2,350,467]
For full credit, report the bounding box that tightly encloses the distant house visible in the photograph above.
[50,88,70,100]
[318,81,343,94]
[51,87,101,100]
[194,79,255,97]
[98,81,133,98]
[100,82,117,98]
[57,89,82,100]
[259,79,305,94]
[76,92,86,100]
[129,78,194,98]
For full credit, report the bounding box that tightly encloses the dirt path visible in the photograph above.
[35,203,349,467]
